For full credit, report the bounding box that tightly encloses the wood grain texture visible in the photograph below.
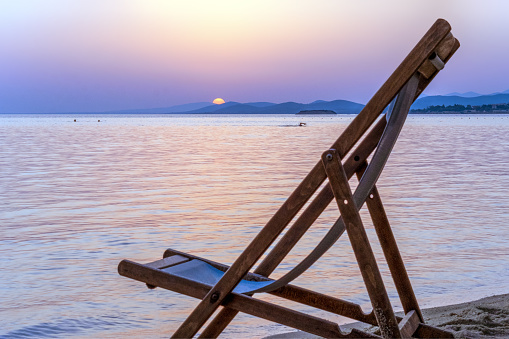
[418,32,457,78]
[257,117,388,276]
[414,37,460,99]
[414,323,455,338]
[322,149,400,338]
[399,310,420,338]
[356,162,423,322]
[330,19,451,159]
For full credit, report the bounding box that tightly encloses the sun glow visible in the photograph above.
[213,98,225,105]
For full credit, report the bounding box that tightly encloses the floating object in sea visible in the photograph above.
[299,122,306,126]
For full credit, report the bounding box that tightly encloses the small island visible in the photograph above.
[296,109,337,115]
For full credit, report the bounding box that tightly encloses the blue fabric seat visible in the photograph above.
[162,260,274,294]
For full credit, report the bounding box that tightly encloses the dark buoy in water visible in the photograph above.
[299,122,306,126]
[74,119,76,122]
[98,120,100,122]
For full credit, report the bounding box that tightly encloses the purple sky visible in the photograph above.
[1,1,508,113]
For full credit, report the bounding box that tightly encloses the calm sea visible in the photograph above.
[1,114,508,338]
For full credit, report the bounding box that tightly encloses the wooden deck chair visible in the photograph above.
[119,19,460,338]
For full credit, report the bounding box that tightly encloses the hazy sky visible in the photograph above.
[1,1,508,113]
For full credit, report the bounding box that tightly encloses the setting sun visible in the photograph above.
[213,98,225,105]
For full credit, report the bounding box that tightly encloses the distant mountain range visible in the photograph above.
[411,90,509,110]
[105,89,509,114]
[108,99,365,114]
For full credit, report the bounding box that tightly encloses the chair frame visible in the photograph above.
[119,19,460,338]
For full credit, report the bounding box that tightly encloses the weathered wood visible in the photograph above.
[273,284,377,325]
[414,37,460,99]
[197,307,237,339]
[119,259,210,297]
[418,32,457,78]
[220,293,379,339]
[144,255,189,269]
[118,259,380,338]
[356,162,423,321]
[399,310,420,338]
[414,323,455,338]
[322,149,400,338]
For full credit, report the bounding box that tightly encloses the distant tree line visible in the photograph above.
[412,103,509,113]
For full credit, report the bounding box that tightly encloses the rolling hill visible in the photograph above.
[412,93,509,110]
[100,89,509,114]
[186,99,364,114]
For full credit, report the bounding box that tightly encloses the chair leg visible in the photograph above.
[398,310,420,338]
[322,149,401,339]
[356,161,424,322]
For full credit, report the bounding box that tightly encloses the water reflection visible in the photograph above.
[1,114,508,338]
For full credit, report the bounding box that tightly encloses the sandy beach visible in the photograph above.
[266,293,509,339]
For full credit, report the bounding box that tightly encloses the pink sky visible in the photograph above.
[1,1,508,113]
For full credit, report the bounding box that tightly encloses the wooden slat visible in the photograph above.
[272,284,377,325]
[118,259,380,338]
[144,255,189,269]
[191,33,461,338]
[322,149,400,338]
[356,162,423,321]
[399,310,420,338]
[414,323,454,339]
[414,38,460,99]
[418,32,457,78]
[221,293,379,339]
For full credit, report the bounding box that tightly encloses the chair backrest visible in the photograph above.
[169,19,460,339]
[249,20,459,282]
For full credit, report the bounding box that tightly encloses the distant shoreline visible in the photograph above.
[2,112,509,115]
